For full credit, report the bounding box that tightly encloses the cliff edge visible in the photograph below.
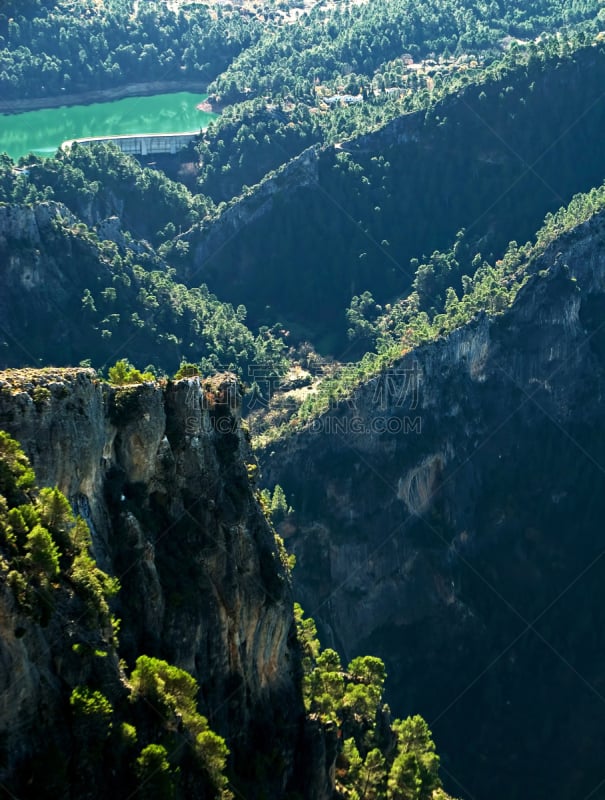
[0,369,315,798]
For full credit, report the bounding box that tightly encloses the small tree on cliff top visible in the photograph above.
[108,359,154,386]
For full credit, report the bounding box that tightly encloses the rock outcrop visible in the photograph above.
[184,144,320,282]
[0,370,315,798]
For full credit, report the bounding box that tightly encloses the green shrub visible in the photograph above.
[195,729,230,788]
[0,431,35,505]
[135,744,176,800]
[174,361,200,379]
[32,386,51,407]
[25,524,60,578]
[130,656,231,791]
[70,686,113,719]
[36,487,75,553]
[108,359,155,386]
[69,686,113,740]
[130,655,200,724]
[120,722,138,747]
[69,549,120,621]
[7,569,29,606]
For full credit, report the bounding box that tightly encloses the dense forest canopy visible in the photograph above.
[0,0,261,99]
[1,0,602,104]
[208,0,604,103]
[176,34,605,359]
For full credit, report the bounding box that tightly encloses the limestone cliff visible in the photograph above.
[0,370,318,798]
[183,145,320,284]
[259,209,605,800]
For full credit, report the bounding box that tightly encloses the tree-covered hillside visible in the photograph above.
[5,25,605,375]
[186,35,605,351]
[208,0,604,103]
[0,161,287,377]
[0,0,261,100]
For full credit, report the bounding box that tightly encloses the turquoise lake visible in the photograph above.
[0,92,216,162]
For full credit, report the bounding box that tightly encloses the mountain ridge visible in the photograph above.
[258,204,605,799]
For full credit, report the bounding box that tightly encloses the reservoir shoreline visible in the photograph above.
[0,91,216,162]
[0,80,208,115]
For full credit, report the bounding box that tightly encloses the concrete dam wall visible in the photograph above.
[61,130,199,155]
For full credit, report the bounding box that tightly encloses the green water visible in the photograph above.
[0,92,216,162]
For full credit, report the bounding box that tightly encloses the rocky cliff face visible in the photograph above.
[259,210,605,800]
[184,145,320,283]
[0,370,315,798]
